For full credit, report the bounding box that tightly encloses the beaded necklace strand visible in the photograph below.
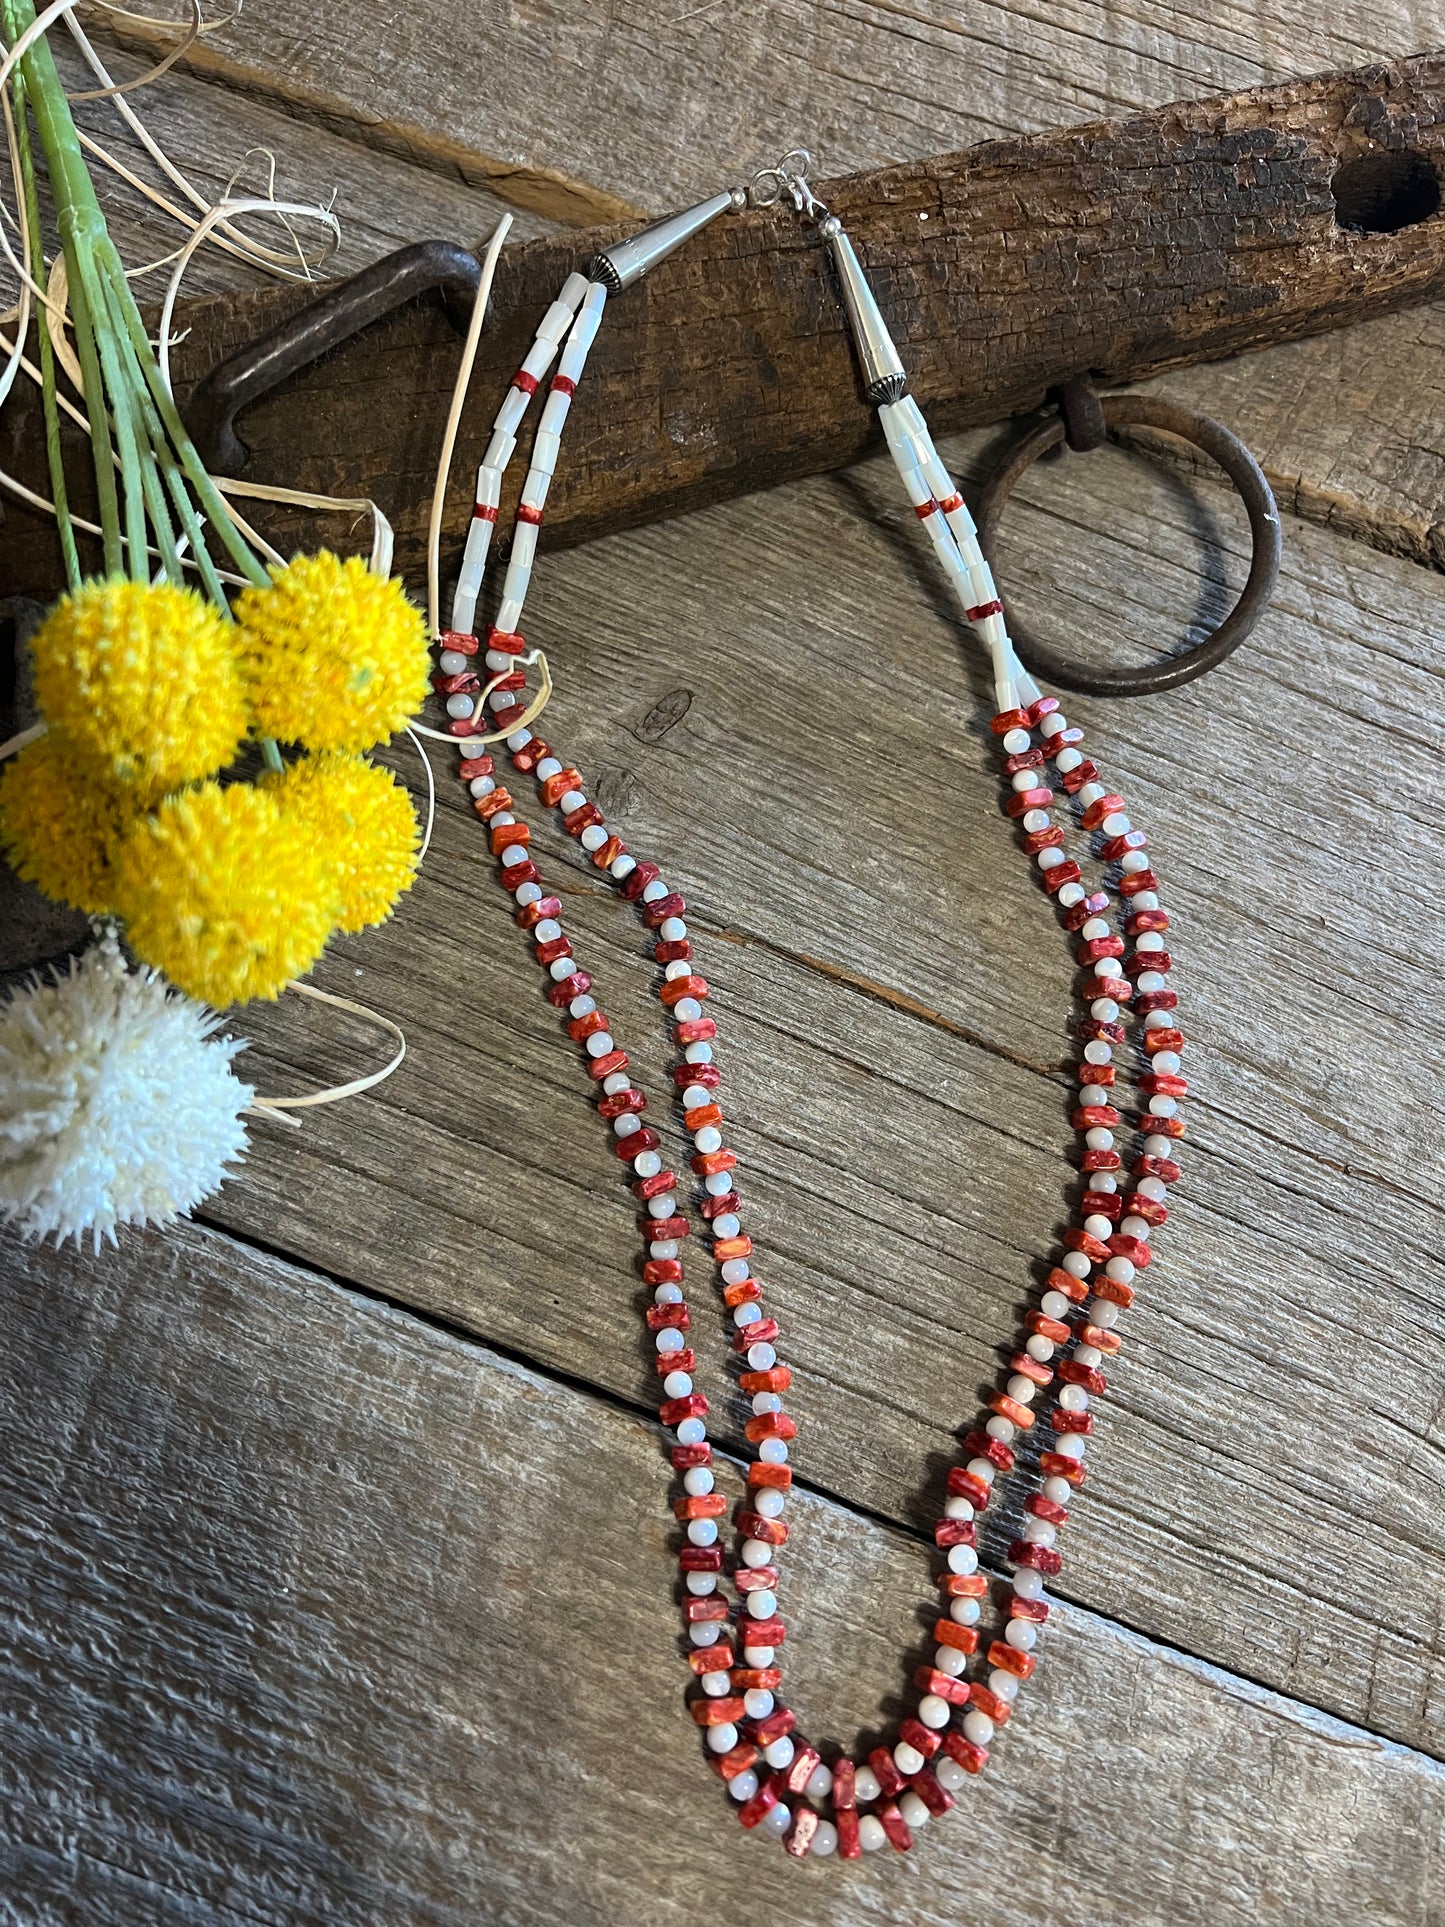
[430,190,1185,1862]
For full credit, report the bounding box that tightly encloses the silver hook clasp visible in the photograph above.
[749,148,829,222]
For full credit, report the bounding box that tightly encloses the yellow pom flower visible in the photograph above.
[0,729,137,913]
[235,552,430,752]
[30,579,247,797]
[113,780,339,1006]
[264,752,420,933]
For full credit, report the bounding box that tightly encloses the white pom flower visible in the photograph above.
[0,930,253,1248]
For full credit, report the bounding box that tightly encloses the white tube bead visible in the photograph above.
[510,520,539,570]
[583,280,608,316]
[500,556,532,611]
[494,387,528,437]
[531,429,562,476]
[539,388,572,436]
[537,297,576,344]
[483,428,517,471]
[520,467,552,513]
[558,270,590,310]
[495,595,525,634]
[520,335,559,382]
[476,463,503,510]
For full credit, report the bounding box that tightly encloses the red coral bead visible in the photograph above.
[934,1518,976,1548]
[933,1618,979,1655]
[837,1808,862,1858]
[1081,792,1126,830]
[946,1468,992,1510]
[783,1744,822,1795]
[1060,758,1099,794]
[748,1461,792,1491]
[716,1741,759,1781]
[878,1802,914,1852]
[969,1684,1014,1725]
[678,1543,720,1570]
[1006,786,1053,816]
[868,1748,905,1797]
[1027,1494,1069,1525]
[941,1733,989,1775]
[832,1759,857,1809]
[937,1572,988,1598]
[784,1808,820,1858]
[1133,1153,1182,1183]
[1027,1311,1073,1345]
[1039,1451,1086,1486]
[737,1780,780,1829]
[1118,867,1158,896]
[641,892,687,929]
[898,1717,940,1759]
[910,1766,955,1817]
[988,1639,1036,1680]
[990,708,1029,733]
[914,1667,971,1706]
[691,1695,745,1726]
[645,1303,688,1331]
[1010,1541,1063,1576]
[659,1393,708,1425]
[618,860,661,901]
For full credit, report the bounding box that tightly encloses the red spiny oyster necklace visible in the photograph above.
[433,174,1187,1862]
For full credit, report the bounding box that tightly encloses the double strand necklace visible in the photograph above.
[431,177,1185,1862]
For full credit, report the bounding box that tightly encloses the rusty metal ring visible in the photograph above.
[974,391,1282,698]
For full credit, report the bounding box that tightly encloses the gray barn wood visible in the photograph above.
[177,434,1445,1756]
[3,1221,1441,1926]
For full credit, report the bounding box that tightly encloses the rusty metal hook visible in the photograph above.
[183,239,484,475]
[975,383,1282,697]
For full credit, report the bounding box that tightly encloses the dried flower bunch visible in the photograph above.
[0,0,435,1240]
[0,0,430,1009]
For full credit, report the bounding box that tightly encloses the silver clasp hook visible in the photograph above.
[749,147,830,222]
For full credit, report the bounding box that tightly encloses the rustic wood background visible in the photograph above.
[3,5,1444,1924]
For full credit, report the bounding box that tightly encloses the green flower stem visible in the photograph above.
[93,262,183,583]
[10,67,79,589]
[7,0,272,597]
[61,245,122,576]
[87,265,150,581]
[97,238,271,591]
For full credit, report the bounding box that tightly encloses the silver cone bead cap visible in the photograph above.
[826,223,908,406]
[592,189,738,293]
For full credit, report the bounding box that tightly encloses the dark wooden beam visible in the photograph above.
[5,53,1445,596]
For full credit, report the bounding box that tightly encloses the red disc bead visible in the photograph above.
[731,1317,779,1349]
[547,972,592,1007]
[784,1808,820,1859]
[934,1518,976,1549]
[661,975,709,1007]
[1134,1153,1182,1182]
[898,1716,940,1760]
[645,1303,688,1331]
[1100,829,1148,860]
[655,938,692,963]
[670,1442,710,1470]
[969,1686,1014,1726]
[1092,1275,1134,1308]
[988,1639,1036,1680]
[674,1061,721,1090]
[868,1748,906,1798]
[641,892,687,929]
[517,895,563,929]
[1060,758,1099,793]
[940,1733,989,1775]
[598,1088,646,1119]
[1081,792,1127,830]
[457,754,493,778]
[748,1461,792,1491]
[614,1127,660,1160]
[676,1018,718,1046]
[962,1430,1015,1468]
[991,708,1029,733]
[938,1571,988,1598]
[736,1781,780,1829]
[633,1170,677,1200]
[678,1543,720,1570]
[1006,787,1053,816]
[911,1767,955,1817]
[1026,695,1060,723]
[878,1803,914,1852]
[587,1050,631,1083]
[933,1619,979,1655]
[1039,1451,1086,1486]
[837,1808,862,1858]
[691,1695,745,1726]
[619,861,661,901]
[947,1468,991,1509]
[716,1741,759,1781]
[659,1393,708,1426]
[914,1667,971,1706]
[1119,867,1159,896]
[1027,1493,1069,1525]
[1044,860,1083,893]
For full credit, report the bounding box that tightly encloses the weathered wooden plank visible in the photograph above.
[3,1218,1441,1924]
[0,34,550,310]
[100,0,1445,218]
[157,440,1445,1754]
[76,0,1445,582]
[12,56,1445,596]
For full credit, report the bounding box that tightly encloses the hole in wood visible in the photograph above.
[1332,150,1441,233]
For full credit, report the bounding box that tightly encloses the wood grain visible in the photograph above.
[3,1217,1441,1925]
[151,434,1444,1757]
[12,57,1445,596]
[99,0,1445,219]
